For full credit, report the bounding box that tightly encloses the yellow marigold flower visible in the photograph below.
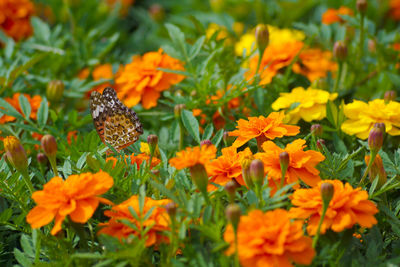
[98,195,171,247]
[26,170,114,235]
[229,112,300,148]
[0,0,34,41]
[224,209,315,267]
[115,49,185,109]
[341,99,400,139]
[205,23,232,44]
[169,144,217,170]
[235,25,305,56]
[292,49,337,82]
[289,180,378,236]
[272,87,338,124]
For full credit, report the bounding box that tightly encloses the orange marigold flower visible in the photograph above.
[390,0,400,20]
[229,112,300,148]
[322,6,354,25]
[292,48,337,82]
[106,152,161,169]
[245,41,303,85]
[115,49,185,109]
[26,170,114,235]
[0,93,43,124]
[255,139,325,192]
[169,144,217,169]
[224,209,315,267]
[289,179,378,236]
[78,64,115,97]
[67,130,78,145]
[207,147,253,190]
[0,0,34,41]
[98,195,171,247]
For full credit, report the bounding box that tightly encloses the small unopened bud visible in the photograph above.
[368,127,383,154]
[373,123,386,134]
[356,0,367,13]
[41,135,57,158]
[189,163,209,194]
[241,156,254,188]
[368,39,376,53]
[365,154,386,188]
[174,104,186,118]
[149,4,165,22]
[3,136,28,174]
[279,152,290,174]
[249,159,264,186]
[384,91,397,102]
[37,153,48,165]
[225,203,241,231]
[46,80,64,102]
[311,124,323,137]
[316,139,326,151]
[255,24,269,54]
[147,134,158,156]
[333,41,347,61]
[165,202,177,218]
[225,180,239,202]
[200,140,212,146]
[320,182,334,206]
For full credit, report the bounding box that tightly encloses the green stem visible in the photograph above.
[233,230,240,267]
[178,121,184,151]
[358,151,377,187]
[34,229,41,264]
[358,13,365,61]
[21,170,34,195]
[312,203,328,248]
[49,156,58,177]
[333,61,343,92]
[280,168,287,190]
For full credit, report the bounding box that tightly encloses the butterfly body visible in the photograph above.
[90,87,143,151]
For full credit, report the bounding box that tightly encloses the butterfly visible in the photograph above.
[90,87,143,151]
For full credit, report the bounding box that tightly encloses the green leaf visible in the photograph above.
[14,248,32,267]
[0,98,24,120]
[326,100,338,129]
[211,129,224,147]
[37,97,48,128]
[189,36,205,60]
[202,124,214,141]
[165,23,186,58]
[31,17,51,44]
[19,94,31,119]
[181,109,201,144]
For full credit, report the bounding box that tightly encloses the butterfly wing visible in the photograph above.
[90,91,107,144]
[92,87,143,151]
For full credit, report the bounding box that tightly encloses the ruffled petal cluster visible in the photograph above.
[98,195,171,247]
[292,49,337,82]
[0,0,34,41]
[207,147,253,188]
[27,171,114,235]
[290,180,378,235]
[322,6,354,25]
[106,153,161,169]
[169,144,217,169]
[255,139,325,192]
[229,112,300,148]
[115,49,185,109]
[272,87,338,124]
[0,93,44,124]
[224,209,315,267]
[341,99,400,139]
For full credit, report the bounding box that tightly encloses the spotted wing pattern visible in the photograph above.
[90,87,143,151]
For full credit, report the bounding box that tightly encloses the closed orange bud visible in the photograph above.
[365,154,386,188]
[3,136,28,174]
[41,134,57,158]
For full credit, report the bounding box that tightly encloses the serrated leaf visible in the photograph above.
[181,109,200,144]
[19,94,31,119]
[37,98,48,127]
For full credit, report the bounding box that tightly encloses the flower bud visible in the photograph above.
[384,90,397,102]
[249,159,264,186]
[209,0,225,13]
[46,80,64,102]
[316,139,326,151]
[165,202,178,218]
[41,134,57,158]
[241,156,254,188]
[255,24,269,54]
[356,0,367,13]
[373,122,386,135]
[320,182,334,206]
[225,203,241,231]
[189,163,209,194]
[279,152,290,175]
[149,4,165,22]
[365,154,386,188]
[147,134,158,156]
[333,41,347,61]
[200,139,213,147]
[37,153,48,165]
[368,127,383,154]
[225,180,239,202]
[174,104,186,118]
[3,136,28,174]
[311,124,323,137]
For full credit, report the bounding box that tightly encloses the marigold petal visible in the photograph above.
[26,206,56,229]
[69,198,99,223]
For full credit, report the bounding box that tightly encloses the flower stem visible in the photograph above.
[358,13,365,61]
[333,61,343,92]
[312,204,328,248]
[234,230,240,267]
[279,169,287,190]
[179,121,184,151]
[21,170,34,195]
[48,157,58,177]
[359,151,377,187]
